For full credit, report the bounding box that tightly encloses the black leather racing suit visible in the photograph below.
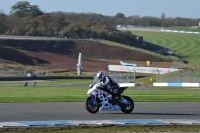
[100,76,120,99]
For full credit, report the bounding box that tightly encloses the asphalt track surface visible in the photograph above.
[0,102,200,122]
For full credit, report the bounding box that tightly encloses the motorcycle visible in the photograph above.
[85,82,135,114]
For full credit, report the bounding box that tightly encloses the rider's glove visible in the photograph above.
[96,84,101,89]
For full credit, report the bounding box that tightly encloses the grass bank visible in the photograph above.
[131,30,200,68]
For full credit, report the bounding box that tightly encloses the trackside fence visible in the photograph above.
[0,69,53,77]
[156,69,200,83]
[2,69,200,83]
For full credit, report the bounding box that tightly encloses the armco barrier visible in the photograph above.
[160,29,200,34]
[153,82,200,87]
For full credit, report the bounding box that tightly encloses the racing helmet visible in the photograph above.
[96,71,104,81]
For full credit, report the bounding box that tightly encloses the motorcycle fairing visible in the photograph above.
[95,89,121,111]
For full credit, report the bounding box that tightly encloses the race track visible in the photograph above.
[0,102,200,122]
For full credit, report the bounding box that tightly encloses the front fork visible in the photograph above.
[90,95,96,105]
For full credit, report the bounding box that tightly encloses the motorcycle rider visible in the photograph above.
[96,71,122,104]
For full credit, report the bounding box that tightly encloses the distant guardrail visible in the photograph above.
[161,29,200,34]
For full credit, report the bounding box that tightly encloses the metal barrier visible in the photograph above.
[3,68,199,83]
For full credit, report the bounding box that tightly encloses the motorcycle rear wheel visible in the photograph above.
[85,97,101,114]
[120,96,134,113]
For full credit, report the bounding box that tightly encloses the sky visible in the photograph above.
[0,0,200,19]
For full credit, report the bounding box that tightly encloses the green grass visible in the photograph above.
[0,79,200,102]
[1,125,200,133]
[130,30,200,68]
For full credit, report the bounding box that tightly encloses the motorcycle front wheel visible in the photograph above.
[85,97,101,114]
[120,96,134,113]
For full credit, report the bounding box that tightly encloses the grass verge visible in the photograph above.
[1,125,200,133]
[0,79,200,102]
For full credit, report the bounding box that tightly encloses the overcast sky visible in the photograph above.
[1,0,199,19]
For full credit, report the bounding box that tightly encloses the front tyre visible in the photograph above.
[85,97,100,114]
[120,96,134,113]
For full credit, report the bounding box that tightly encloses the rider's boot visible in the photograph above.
[111,96,116,105]
[111,93,122,105]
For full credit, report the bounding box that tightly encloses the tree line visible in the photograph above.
[0,1,199,47]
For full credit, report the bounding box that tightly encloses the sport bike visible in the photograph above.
[85,82,134,114]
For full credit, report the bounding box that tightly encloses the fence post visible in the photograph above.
[179,69,182,82]
[134,70,136,83]
[168,69,170,82]
[24,70,26,77]
[191,68,194,83]
[120,71,122,83]
[157,69,161,82]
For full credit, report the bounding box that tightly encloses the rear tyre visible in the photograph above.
[85,97,101,114]
[120,96,134,113]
